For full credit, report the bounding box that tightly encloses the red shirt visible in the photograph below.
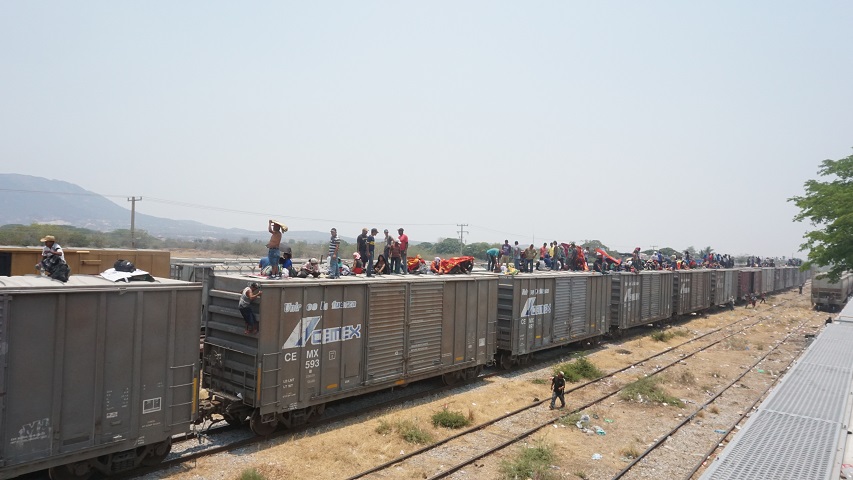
[399,233,409,253]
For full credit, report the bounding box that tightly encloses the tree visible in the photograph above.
[789,151,853,281]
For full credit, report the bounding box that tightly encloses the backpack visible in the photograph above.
[114,259,136,272]
[50,263,71,283]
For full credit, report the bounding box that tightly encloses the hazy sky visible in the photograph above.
[2,2,851,257]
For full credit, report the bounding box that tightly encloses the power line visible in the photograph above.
[0,187,456,228]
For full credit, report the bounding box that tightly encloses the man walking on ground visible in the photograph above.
[398,228,409,275]
[328,228,341,279]
[267,220,283,279]
[550,371,566,409]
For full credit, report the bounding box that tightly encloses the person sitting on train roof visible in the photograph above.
[593,252,605,274]
[38,235,66,268]
[297,258,321,278]
[431,256,442,274]
[374,254,389,275]
[351,252,364,274]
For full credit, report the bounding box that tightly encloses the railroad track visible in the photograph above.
[344,297,814,480]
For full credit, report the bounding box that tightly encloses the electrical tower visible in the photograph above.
[128,196,142,248]
[457,224,469,256]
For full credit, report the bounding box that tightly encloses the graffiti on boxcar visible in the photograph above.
[10,418,50,447]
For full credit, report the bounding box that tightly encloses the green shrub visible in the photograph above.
[620,376,683,406]
[375,419,393,435]
[237,469,267,480]
[431,409,471,429]
[499,439,556,480]
[555,357,603,383]
[650,330,674,342]
[396,420,434,444]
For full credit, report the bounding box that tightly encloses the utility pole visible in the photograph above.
[456,224,469,256]
[127,196,142,248]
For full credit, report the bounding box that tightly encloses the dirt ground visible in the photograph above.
[151,287,822,480]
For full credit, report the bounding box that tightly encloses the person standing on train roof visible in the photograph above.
[390,238,402,274]
[632,247,643,274]
[366,228,377,277]
[328,228,341,279]
[500,240,512,268]
[486,247,499,272]
[356,228,368,273]
[383,229,392,265]
[398,228,409,275]
[523,244,537,273]
[512,241,522,271]
[540,243,550,269]
[267,220,282,279]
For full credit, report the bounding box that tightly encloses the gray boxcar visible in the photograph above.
[673,269,712,315]
[710,269,739,306]
[496,272,609,369]
[609,271,674,330]
[0,276,201,480]
[773,267,784,292]
[761,267,775,294]
[202,273,497,435]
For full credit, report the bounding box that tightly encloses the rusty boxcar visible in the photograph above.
[0,276,201,480]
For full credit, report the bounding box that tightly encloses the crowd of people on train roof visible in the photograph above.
[260,220,800,280]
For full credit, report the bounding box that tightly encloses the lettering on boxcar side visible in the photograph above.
[520,297,552,317]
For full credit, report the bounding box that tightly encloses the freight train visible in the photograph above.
[811,271,853,311]
[0,265,809,479]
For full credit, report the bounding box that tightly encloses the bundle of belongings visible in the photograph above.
[40,255,71,283]
[430,256,475,275]
[99,259,155,282]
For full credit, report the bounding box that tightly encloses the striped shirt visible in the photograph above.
[329,236,340,257]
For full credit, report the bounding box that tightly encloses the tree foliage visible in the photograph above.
[788,151,853,281]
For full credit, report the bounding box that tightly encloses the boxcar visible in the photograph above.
[609,271,674,330]
[811,272,853,312]
[710,269,739,306]
[761,267,775,294]
[0,276,201,480]
[773,268,784,292]
[496,272,609,369]
[201,273,497,435]
[673,269,712,315]
[0,246,171,277]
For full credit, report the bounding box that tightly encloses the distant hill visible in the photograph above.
[0,174,342,243]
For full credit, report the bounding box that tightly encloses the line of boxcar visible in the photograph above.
[0,265,810,479]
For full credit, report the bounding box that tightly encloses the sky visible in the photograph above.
[1,2,851,258]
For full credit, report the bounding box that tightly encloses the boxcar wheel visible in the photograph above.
[499,352,513,370]
[49,461,93,480]
[441,371,462,386]
[140,438,172,466]
[250,409,278,436]
[465,365,483,380]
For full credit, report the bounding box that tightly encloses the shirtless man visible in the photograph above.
[267,220,283,279]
